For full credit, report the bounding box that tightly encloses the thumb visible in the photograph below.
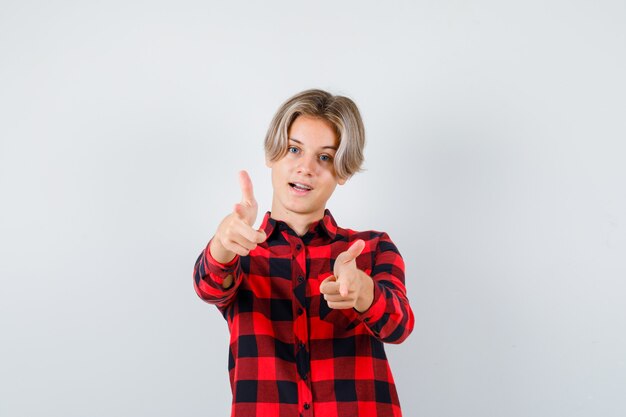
[233,203,258,227]
[256,228,267,243]
[233,203,247,218]
[342,239,365,263]
[239,170,256,206]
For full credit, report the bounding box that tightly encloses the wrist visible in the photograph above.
[209,238,237,265]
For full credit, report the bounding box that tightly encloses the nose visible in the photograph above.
[296,154,316,176]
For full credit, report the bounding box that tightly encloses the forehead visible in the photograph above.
[288,115,339,148]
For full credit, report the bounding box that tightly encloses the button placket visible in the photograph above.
[290,236,312,411]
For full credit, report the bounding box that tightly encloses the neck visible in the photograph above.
[270,206,325,237]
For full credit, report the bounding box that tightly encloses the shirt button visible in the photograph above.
[303,403,310,410]
[296,243,302,250]
[297,275,304,283]
[297,308,303,315]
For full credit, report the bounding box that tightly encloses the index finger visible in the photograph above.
[337,275,353,297]
[239,170,256,204]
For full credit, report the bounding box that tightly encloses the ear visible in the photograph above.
[265,155,273,168]
[337,176,347,185]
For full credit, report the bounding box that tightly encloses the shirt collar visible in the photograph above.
[259,209,338,241]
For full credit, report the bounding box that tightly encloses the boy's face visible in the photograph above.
[267,115,346,221]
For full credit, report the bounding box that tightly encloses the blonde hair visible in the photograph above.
[264,89,365,180]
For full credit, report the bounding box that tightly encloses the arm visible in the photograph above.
[192,170,265,308]
[356,233,414,344]
[320,234,414,344]
[193,238,243,309]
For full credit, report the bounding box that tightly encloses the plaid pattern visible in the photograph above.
[194,210,414,417]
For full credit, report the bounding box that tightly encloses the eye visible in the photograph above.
[288,146,299,154]
[319,154,333,162]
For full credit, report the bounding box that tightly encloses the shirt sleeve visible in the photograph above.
[356,232,415,344]
[193,238,243,309]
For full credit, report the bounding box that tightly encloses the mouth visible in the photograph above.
[289,182,313,192]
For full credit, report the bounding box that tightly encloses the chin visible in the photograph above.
[284,202,320,215]
[287,205,316,215]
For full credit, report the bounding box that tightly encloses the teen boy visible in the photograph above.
[193,89,414,417]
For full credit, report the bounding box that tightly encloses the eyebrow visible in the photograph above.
[288,138,338,151]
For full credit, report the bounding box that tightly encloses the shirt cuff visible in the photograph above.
[203,239,240,286]
[356,281,386,324]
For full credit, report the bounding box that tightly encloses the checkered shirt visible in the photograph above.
[194,209,414,417]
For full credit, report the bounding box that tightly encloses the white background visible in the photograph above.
[1,1,625,416]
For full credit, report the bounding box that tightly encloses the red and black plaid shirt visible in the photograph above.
[193,209,414,417]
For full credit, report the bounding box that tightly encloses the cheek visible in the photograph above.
[320,181,338,197]
[271,168,284,189]
[271,163,289,181]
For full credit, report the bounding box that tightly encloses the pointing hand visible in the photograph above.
[234,169,258,226]
[210,170,267,264]
[319,240,374,313]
